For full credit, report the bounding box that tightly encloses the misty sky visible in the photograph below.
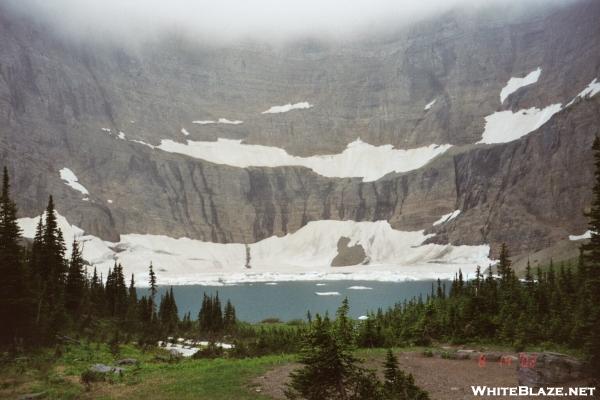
[4,0,575,43]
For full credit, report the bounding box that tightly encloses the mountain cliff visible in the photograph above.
[1,0,599,274]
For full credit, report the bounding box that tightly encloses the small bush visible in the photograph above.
[81,369,105,385]
[422,349,434,357]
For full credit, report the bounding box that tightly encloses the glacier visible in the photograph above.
[17,212,493,286]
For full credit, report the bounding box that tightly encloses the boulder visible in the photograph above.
[517,352,586,387]
[89,364,124,374]
[482,352,502,362]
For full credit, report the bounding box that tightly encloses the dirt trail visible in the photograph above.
[252,351,521,400]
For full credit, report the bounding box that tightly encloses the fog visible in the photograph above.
[3,0,576,44]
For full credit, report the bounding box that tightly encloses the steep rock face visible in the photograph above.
[0,0,599,265]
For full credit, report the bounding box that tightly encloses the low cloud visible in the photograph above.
[3,0,576,44]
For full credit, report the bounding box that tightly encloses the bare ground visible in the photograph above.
[252,351,522,400]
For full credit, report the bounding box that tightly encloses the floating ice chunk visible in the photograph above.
[478,104,562,144]
[566,78,600,107]
[500,67,541,103]
[315,283,327,286]
[59,168,89,195]
[262,102,313,114]
[315,291,341,296]
[265,282,278,285]
[358,315,369,320]
[424,99,436,110]
[433,210,461,226]
[154,138,451,182]
[348,286,372,290]
[569,231,592,241]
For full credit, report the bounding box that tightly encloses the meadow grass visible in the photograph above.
[0,342,294,399]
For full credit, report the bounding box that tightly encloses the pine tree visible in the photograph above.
[65,240,86,318]
[35,196,68,341]
[223,299,236,331]
[286,313,359,400]
[0,167,32,344]
[148,263,157,318]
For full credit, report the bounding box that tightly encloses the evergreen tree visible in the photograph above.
[382,349,429,399]
[0,167,32,344]
[36,196,68,341]
[65,240,86,318]
[223,299,236,331]
[148,263,157,318]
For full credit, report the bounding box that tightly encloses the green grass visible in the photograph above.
[0,342,294,399]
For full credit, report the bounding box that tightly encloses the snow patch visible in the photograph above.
[569,231,592,241]
[192,118,243,125]
[59,168,89,195]
[566,78,600,107]
[315,283,327,286]
[316,292,341,296]
[153,138,451,182]
[262,102,313,114]
[424,99,436,110]
[181,128,190,136]
[101,128,111,133]
[432,210,461,226]
[17,215,493,286]
[130,139,155,149]
[107,199,113,204]
[478,104,562,144]
[117,131,126,140]
[358,315,369,320]
[500,67,541,103]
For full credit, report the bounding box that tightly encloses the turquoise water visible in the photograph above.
[141,280,446,323]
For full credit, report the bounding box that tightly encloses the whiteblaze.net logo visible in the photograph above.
[471,386,596,397]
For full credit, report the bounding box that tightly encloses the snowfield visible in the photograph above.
[59,168,89,196]
[262,102,313,114]
[478,104,562,144]
[424,99,436,110]
[17,213,493,286]
[500,67,541,103]
[153,138,451,182]
[569,231,592,241]
[432,210,461,226]
[566,78,600,107]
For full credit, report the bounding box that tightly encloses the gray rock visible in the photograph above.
[482,352,502,362]
[331,237,368,267]
[517,352,586,387]
[89,364,124,374]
